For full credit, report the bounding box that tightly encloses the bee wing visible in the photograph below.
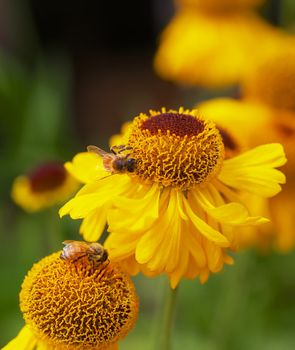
[62,240,76,245]
[87,145,109,157]
[62,240,91,249]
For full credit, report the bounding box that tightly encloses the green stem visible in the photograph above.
[44,207,63,253]
[158,283,179,350]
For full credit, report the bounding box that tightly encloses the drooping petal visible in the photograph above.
[190,186,268,226]
[2,326,37,350]
[183,195,230,247]
[204,240,224,273]
[59,175,131,219]
[117,255,141,276]
[106,231,142,260]
[186,225,207,270]
[80,207,109,242]
[168,242,190,289]
[108,183,161,233]
[136,189,179,271]
[218,143,286,197]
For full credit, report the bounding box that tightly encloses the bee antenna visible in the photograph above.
[99,174,113,181]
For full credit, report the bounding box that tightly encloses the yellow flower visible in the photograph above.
[199,98,295,251]
[11,161,79,212]
[242,41,295,111]
[154,6,283,87]
[60,108,286,287]
[3,249,138,350]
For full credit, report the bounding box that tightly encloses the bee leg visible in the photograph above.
[110,145,132,155]
[110,146,118,155]
[117,146,133,154]
[110,145,124,154]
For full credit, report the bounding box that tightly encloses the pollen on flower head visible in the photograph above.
[20,252,138,350]
[126,108,224,190]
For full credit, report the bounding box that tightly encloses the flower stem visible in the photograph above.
[158,283,179,350]
[45,207,63,253]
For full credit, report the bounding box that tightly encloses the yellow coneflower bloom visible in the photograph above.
[199,98,295,251]
[3,248,138,350]
[11,161,79,212]
[60,108,286,288]
[154,4,283,87]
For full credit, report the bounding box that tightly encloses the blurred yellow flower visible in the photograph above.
[60,108,286,287]
[154,2,283,87]
[242,42,295,111]
[3,249,138,350]
[199,98,295,251]
[11,161,79,212]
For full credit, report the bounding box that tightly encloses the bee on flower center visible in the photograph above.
[60,240,108,269]
[87,145,136,174]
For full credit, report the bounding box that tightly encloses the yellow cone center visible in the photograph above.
[126,109,224,190]
[20,252,138,350]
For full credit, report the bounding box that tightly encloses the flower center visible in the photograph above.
[127,109,224,189]
[20,252,138,350]
[29,162,66,193]
[141,113,205,137]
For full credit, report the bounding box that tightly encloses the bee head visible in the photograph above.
[101,250,109,262]
[126,158,136,172]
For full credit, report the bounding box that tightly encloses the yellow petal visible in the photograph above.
[106,231,142,259]
[2,326,37,350]
[190,187,268,225]
[65,152,108,184]
[59,175,130,219]
[59,192,112,219]
[80,207,108,242]
[136,189,180,270]
[183,196,230,247]
[204,240,223,272]
[186,224,207,269]
[219,143,286,197]
[168,246,189,289]
[108,183,160,233]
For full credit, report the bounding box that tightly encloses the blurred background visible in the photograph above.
[1,0,295,349]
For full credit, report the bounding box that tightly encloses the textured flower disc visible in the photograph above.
[126,109,224,190]
[243,44,295,111]
[20,252,138,350]
[28,162,67,193]
[11,162,79,212]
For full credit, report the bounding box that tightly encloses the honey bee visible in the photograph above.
[87,145,136,174]
[60,240,108,268]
